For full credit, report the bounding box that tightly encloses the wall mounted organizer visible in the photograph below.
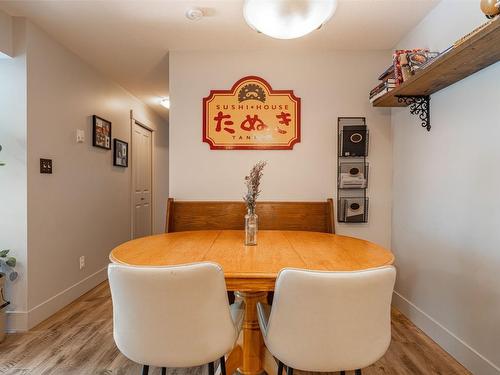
[338,197,369,223]
[337,117,369,223]
[338,161,369,189]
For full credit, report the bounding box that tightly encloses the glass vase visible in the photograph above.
[245,211,258,246]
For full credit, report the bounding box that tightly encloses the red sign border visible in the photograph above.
[202,76,301,150]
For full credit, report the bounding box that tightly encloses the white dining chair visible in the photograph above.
[257,266,396,375]
[108,262,244,375]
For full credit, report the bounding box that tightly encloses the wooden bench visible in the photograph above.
[165,198,335,234]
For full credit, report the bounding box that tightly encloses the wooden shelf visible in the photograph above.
[373,17,500,108]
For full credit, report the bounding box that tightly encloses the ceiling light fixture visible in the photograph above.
[243,0,337,40]
[160,97,170,109]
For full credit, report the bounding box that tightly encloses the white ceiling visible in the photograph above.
[0,0,440,120]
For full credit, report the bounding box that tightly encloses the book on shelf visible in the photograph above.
[369,88,392,103]
[393,49,428,85]
[369,85,395,99]
[369,80,396,96]
[377,65,395,81]
[417,46,451,70]
[400,53,412,82]
[391,48,442,85]
[407,51,440,73]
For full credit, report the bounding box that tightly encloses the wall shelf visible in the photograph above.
[372,17,500,112]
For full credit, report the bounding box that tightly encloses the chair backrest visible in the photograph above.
[265,266,396,372]
[108,262,238,368]
[165,198,335,234]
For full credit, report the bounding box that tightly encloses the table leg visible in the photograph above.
[235,291,268,375]
[262,347,280,375]
[223,345,243,375]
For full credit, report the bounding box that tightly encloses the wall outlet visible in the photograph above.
[79,256,85,270]
[76,129,85,143]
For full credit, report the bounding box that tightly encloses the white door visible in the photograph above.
[132,122,153,238]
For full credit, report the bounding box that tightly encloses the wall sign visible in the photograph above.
[203,76,301,150]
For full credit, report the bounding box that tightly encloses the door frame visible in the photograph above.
[130,112,155,239]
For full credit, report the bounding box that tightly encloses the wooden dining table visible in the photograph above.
[110,230,394,375]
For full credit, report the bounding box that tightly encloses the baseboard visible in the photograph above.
[6,266,108,332]
[5,310,28,332]
[393,291,500,375]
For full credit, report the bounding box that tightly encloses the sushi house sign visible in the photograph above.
[203,76,301,150]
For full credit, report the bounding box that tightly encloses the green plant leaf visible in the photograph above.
[0,249,9,257]
[5,257,16,267]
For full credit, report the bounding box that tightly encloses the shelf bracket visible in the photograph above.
[396,95,431,131]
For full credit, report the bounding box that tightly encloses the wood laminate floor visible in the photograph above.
[0,282,471,375]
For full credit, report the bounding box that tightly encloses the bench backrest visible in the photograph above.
[165,198,335,234]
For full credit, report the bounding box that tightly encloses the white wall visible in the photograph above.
[391,2,500,374]
[0,10,13,57]
[1,19,169,330]
[170,50,393,247]
[0,18,27,325]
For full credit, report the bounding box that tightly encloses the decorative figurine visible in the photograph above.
[480,0,500,18]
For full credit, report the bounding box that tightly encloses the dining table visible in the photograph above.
[109,229,394,375]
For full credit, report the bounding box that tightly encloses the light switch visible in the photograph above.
[76,129,85,143]
[40,158,53,174]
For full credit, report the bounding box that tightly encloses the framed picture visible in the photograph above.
[92,115,112,149]
[113,139,128,167]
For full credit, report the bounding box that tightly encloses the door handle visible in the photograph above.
[140,198,145,200]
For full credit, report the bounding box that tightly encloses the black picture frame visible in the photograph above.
[92,115,112,150]
[113,138,128,167]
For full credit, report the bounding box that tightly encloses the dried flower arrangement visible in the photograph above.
[243,161,267,215]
